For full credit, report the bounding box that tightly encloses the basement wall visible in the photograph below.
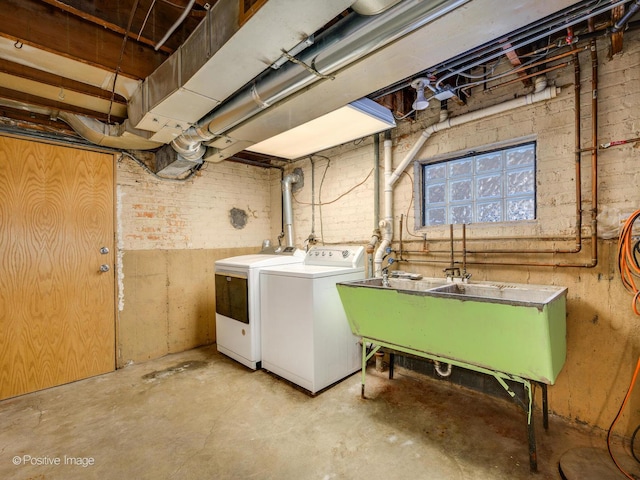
[283,32,640,433]
[116,160,278,366]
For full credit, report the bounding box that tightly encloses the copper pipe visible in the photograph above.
[403,37,601,269]
[399,214,404,262]
[589,31,599,267]
[404,257,597,268]
[464,46,586,257]
[449,224,454,268]
[462,47,587,96]
[572,45,583,254]
[575,133,640,152]
[483,63,569,93]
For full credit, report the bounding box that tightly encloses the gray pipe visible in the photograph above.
[154,0,197,51]
[171,0,469,157]
[612,0,640,33]
[282,173,300,248]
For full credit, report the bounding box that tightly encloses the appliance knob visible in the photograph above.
[342,250,349,258]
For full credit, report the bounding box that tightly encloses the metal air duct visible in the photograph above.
[174,0,471,162]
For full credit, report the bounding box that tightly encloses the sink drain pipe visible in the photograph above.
[434,361,453,377]
[373,84,559,276]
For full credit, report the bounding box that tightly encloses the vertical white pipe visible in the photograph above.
[374,138,394,276]
[282,173,300,248]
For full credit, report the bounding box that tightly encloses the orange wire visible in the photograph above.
[607,356,640,480]
[609,210,640,479]
[618,210,640,309]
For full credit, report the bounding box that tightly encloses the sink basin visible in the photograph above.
[429,282,564,306]
[341,276,448,291]
[337,278,568,384]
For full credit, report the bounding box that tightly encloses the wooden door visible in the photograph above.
[0,135,115,399]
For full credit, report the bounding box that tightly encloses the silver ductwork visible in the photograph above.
[175,0,471,162]
[282,173,300,248]
[27,0,614,173]
[196,0,615,163]
[129,0,356,143]
[352,0,404,15]
[58,112,163,150]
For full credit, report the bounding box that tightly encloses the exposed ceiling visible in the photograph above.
[0,0,636,171]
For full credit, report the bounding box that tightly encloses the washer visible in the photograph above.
[215,247,305,370]
[259,245,365,393]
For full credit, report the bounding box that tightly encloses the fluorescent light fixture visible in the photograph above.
[246,98,396,160]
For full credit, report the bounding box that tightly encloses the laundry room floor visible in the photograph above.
[0,345,632,479]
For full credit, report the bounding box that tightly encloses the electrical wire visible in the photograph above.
[631,424,640,464]
[318,156,331,245]
[294,168,374,207]
[400,170,422,238]
[617,209,640,315]
[607,210,640,479]
[607,355,640,480]
[108,0,140,124]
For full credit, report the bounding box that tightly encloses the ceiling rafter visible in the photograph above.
[2,0,167,80]
[0,58,128,105]
[38,0,174,54]
[0,86,126,123]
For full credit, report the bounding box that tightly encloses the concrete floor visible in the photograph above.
[0,346,628,479]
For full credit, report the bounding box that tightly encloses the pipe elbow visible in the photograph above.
[434,361,453,377]
[282,173,301,188]
[171,136,206,162]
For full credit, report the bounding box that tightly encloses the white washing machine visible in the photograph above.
[215,248,305,370]
[259,245,365,393]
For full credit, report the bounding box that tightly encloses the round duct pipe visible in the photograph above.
[352,0,403,15]
[172,0,471,162]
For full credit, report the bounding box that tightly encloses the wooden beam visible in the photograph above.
[37,0,173,54]
[0,105,78,136]
[36,0,211,53]
[0,58,127,105]
[0,0,167,80]
[502,43,531,87]
[611,5,625,56]
[0,87,126,123]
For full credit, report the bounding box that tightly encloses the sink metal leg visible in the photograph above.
[493,374,537,472]
[361,341,381,399]
[525,381,537,472]
[541,382,549,430]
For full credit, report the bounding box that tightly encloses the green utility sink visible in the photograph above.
[336,278,567,384]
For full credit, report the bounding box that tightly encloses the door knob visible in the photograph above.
[99,264,110,272]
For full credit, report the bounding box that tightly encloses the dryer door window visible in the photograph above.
[215,274,249,324]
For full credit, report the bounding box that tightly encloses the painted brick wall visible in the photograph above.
[118,159,274,250]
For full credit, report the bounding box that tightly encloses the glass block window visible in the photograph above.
[420,142,535,226]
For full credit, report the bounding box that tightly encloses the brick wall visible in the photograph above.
[118,159,274,250]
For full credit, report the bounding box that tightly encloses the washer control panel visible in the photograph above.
[304,245,365,268]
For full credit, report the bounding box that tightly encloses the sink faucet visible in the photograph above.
[443,266,460,281]
[381,256,395,287]
[382,267,390,287]
[443,266,471,283]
